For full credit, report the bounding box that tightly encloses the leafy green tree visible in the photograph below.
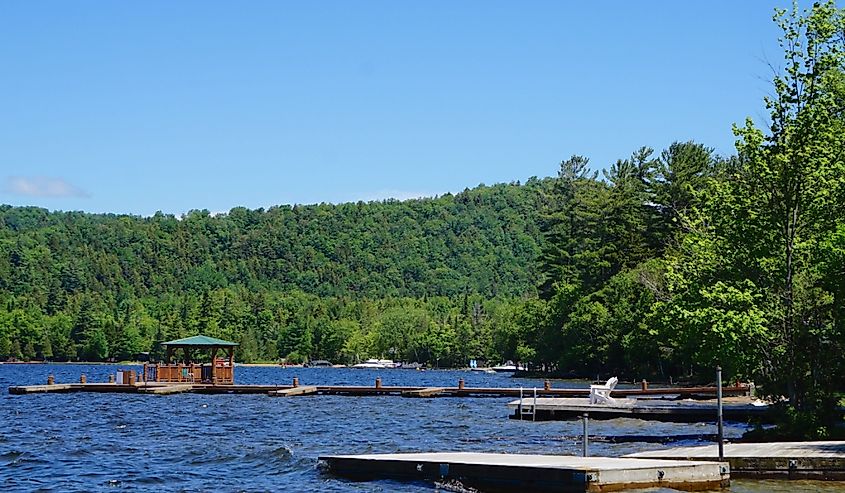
[732,0,845,411]
[0,333,10,359]
[664,1,845,432]
[82,328,109,361]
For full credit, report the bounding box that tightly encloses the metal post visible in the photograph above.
[582,413,589,457]
[716,366,724,461]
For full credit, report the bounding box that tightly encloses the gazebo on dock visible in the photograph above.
[144,335,239,385]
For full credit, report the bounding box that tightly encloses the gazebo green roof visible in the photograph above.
[161,335,239,347]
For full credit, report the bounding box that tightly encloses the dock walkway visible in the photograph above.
[627,441,845,480]
[9,382,753,400]
[319,452,730,492]
[506,397,771,423]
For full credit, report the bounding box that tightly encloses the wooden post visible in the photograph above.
[544,379,551,391]
[128,370,136,386]
[109,374,115,383]
[228,347,235,384]
[80,374,87,384]
[458,378,465,390]
[47,374,54,385]
[375,377,382,389]
[293,377,299,387]
[210,347,218,384]
[641,379,648,391]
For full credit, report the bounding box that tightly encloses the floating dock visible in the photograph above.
[319,452,730,492]
[507,397,771,423]
[627,441,845,480]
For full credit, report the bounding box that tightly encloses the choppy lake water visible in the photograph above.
[0,363,842,492]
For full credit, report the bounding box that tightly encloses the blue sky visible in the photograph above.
[1,1,791,216]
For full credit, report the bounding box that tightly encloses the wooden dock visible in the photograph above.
[627,441,845,480]
[506,397,771,423]
[319,452,730,492]
[8,381,753,400]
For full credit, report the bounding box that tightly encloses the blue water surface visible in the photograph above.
[0,364,839,492]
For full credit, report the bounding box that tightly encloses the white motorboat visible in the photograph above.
[351,359,397,369]
[491,360,518,373]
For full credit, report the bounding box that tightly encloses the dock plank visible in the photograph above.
[8,384,74,394]
[627,441,845,480]
[139,384,193,395]
[319,452,730,492]
[401,387,447,398]
[269,386,318,397]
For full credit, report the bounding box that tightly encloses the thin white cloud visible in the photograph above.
[4,176,89,198]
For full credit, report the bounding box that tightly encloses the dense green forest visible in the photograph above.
[0,180,552,365]
[1,1,843,435]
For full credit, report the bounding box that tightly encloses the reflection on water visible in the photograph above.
[0,364,842,492]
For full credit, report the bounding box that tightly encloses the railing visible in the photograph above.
[155,364,201,383]
[518,386,537,421]
[149,363,234,385]
[212,364,234,385]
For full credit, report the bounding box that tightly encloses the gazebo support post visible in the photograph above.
[210,347,218,385]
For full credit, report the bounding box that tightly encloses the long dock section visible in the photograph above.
[319,452,730,492]
[9,381,753,399]
[507,397,771,423]
[627,441,845,480]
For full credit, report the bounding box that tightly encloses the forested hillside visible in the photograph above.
[0,180,552,364]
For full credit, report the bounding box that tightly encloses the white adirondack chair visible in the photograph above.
[589,376,618,405]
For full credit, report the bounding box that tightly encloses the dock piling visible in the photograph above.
[641,379,648,391]
[717,366,724,460]
[458,378,464,390]
[375,377,382,389]
[582,413,589,457]
[544,379,551,391]
[47,375,54,385]
[293,377,299,387]
[108,374,115,383]
[80,374,86,384]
